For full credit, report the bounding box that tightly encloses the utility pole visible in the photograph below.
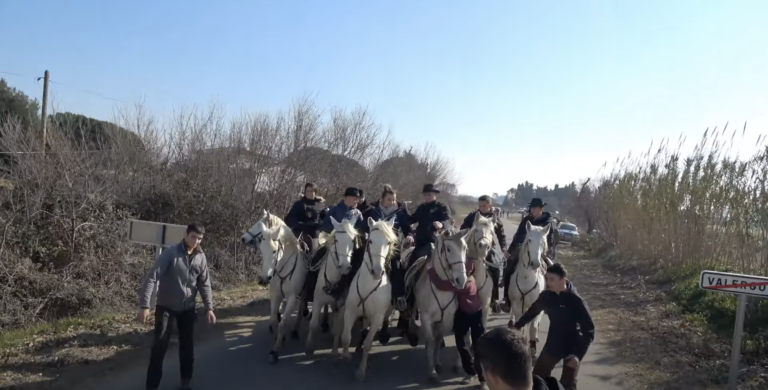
[40,70,50,156]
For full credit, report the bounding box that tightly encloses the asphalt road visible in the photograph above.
[99,217,625,390]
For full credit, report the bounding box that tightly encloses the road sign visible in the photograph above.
[699,270,768,390]
[699,270,768,298]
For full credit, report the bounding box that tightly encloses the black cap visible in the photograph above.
[344,187,360,197]
[422,184,440,194]
[529,198,547,208]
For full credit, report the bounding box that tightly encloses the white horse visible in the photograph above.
[304,216,357,357]
[507,221,548,357]
[241,210,307,364]
[340,217,398,382]
[409,229,470,383]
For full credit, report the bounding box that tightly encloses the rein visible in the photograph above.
[428,238,464,324]
[255,230,302,298]
[355,226,393,315]
[514,239,543,308]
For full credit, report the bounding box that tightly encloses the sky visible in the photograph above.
[2,0,767,197]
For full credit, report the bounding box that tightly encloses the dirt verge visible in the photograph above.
[561,249,768,390]
[0,284,269,390]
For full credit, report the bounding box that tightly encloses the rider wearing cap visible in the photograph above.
[399,183,452,345]
[322,187,367,299]
[284,182,328,251]
[300,187,364,302]
[502,198,555,310]
[460,195,507,313]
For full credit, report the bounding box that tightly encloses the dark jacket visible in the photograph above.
[139,242,213,312]
[460,210,507,249]
[408,200,451,244]
[284,196,328,238]
[510,211,555,247]
[513,281,595,359]
[321,200,364,234]
[364,200,412,237]
[428,261,481,314]
[533,375,563,390]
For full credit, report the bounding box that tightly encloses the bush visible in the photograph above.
[0,98,457,330]
[582,126,768,355]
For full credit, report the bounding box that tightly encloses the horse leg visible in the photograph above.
[321,304,331,333]
[291,296,303,340]
[529,314,541,359]
[433,323,444,375]
[305,298,323,356]
[357,317,370,353]
[337,305,353,360]
[270,295,297,363]
[423,326,439,384]
[508,299,521,329]
[356,313,384,382]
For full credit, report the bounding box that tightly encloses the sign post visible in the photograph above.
[128,220,188,307]
[699,270,768,390]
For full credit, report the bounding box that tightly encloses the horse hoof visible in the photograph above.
[305,348,315,357]
[406,332,419,347]
[440,339,446,348]
[428,374,440,384]
[291,330,300,340]
[378,331,391,345]
[477,382,489,390]
[269,324,273,334]
[460,376,472,385]
[507,320,514,329]
[355,369,366,382]
[277,313,282,322]
[268,350,279,364]
[303,308,310,317]
[434,363,443,374]
[452,365,461,374]
[321,321,330,333]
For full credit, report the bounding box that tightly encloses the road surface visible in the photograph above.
[97,217,625,390]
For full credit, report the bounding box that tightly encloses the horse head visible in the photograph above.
[469,213,495,260]
[328,216,358,275]
[366,217,399,278]
[523,221,550,270]
[436,228,470,289]
[242,210,292,285]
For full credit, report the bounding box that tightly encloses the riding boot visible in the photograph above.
[487,266,501,313]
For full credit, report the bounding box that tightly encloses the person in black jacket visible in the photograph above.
[476,327,563,390]
[284,182,328,251]
[512,263,595,390]
[408,184,452,262]
[503,198,555,309]
[460,195,507,313]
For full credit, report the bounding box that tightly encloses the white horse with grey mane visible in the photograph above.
[304,216,357,358]
[507,221,548,357]
[407,228,470,383]
[241,210,307,363]
[340,217,398,382]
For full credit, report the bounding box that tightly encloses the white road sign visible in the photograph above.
[699,270,768,298]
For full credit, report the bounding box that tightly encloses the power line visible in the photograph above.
[0,70,129,104]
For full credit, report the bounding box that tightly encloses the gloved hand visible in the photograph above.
[395,297,407,311]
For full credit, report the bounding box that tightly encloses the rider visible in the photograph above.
[362,185,413,343]
[284,182,328,251]
[502,198,555,310]
[511,263,595,390]
[300,187,363,302]
[322,187,367,299]
[460,195,507,313]
[401,183,452,345]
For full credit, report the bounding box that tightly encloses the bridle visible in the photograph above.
[515,235,545,307]
[356,226,394,315]
[323,228,356,287]
[429,235,466,323]
[250,228,301,298]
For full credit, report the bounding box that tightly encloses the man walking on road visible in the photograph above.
[137,223,216,390]
[476,327,563,390]
[511,263,594,390]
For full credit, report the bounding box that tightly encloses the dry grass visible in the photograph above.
[0,283,269,389]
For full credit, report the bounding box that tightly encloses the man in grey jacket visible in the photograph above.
[137,223,215,390]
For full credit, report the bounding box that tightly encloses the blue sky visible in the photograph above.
[2,0,767,196]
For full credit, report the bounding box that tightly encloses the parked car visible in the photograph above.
[558,222,579,242]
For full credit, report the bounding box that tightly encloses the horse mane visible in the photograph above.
[323,218,361,247]
[370,219,401,258]
[261,214,298,246]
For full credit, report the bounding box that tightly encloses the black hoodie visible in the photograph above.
[513,280,595,359]
[510,211,555,247]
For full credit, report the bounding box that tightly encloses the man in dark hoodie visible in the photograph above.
[476,327,562,390]
[503,198,555,309]
[284,182,328,251]
[512,263,595,390]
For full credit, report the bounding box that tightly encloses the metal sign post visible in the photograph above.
[128,220,188,307]
[699,270,768,390]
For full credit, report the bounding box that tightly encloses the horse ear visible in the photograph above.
[542,223,551,236]
[330,216,341,229]
[457,228,471,240]
[440,229,452,238]
[386,218,395,229]
[367,217,375,229]
[526,220,533,232]
[473,212,481,226]
[262,209,269,219]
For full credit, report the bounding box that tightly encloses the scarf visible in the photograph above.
[378,204,398,219]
